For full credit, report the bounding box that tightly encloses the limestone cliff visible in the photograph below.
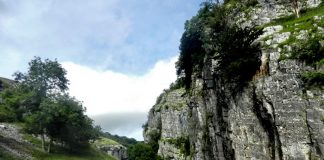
[144,0,324,159]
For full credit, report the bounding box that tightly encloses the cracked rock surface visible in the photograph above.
[143,0,323,159]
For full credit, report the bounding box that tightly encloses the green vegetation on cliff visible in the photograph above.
[176,3,262,91]
[146,1,323,159]
[266,4,324,88]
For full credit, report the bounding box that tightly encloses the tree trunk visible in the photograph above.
[292,0,300,18]
[47,138,52,153]
[41,134,46,151]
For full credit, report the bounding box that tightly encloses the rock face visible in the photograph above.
[144,1,323,160]
[0,123,33,160]
[233,0,321,27]
[97,144,128,160]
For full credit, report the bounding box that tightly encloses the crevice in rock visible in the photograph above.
[264,97,283,160]
[305,109,315,159]
[201,74,235,160]
[304,107,322,158]
[214,80,235,160]
[252,86,283,160]
[262,90,283,159]
[303,89,323,158]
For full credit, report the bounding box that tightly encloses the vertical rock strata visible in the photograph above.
[144,0,323,159]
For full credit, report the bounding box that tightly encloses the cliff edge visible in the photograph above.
[144,0,324,159]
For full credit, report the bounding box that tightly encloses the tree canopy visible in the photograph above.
[175,3,262,91]
[1,57,100,153]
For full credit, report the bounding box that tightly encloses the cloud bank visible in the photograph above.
[63,57,177,115]
[62,57,177,140]
[0,0,200,76]
[0,0,201,140]
[91,112,147,141]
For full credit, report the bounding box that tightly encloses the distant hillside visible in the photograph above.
[0,77,15,91]
[102,132,138,148]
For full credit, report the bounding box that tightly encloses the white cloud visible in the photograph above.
[62,57,177,115]
[91,112,147,140]
[62,57,177,140]
[0,0,132,70]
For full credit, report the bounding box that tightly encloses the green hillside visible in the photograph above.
[0,58,119,160]
[0,123,117,160]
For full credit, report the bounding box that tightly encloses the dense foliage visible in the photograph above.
[175,3,262,91]
[165,137,191,156]
[291,35,324,89]
[0,57,101,153]
[301,71,324,88]
[102,132,138,147]
[290,35,324,66]
[127,143,161,160]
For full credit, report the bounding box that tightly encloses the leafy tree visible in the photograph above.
[176,4,211,89]
[176,4,262,92]
[24,93,101,153]
[9,57,100,153]
[127,143,157,160]
[291,0,300,18]
[211,26,262,84]
[13,57,69,152]
[281,0,308,18]
[14,57,68,104]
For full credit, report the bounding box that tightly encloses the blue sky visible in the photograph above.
[0,0,202,140]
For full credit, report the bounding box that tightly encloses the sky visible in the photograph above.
[0,0,202,140]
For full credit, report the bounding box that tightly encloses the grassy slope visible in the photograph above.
[265,3,324,32]
[29,147,116,160]
[260,3,324,89]
[0,77,15,87]
[0,145,23,160]
[25,136,117,160]
[0,123,117,160]
[94,137,120,146]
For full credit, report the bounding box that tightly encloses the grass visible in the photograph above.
[93,137,120,146]
[301,71,324,89]
[29,146,117,160]
[265,4,324,67]
[0,146,23,160]
[21,133,117,160]
[264,4,324,32]
[23,134,42,147]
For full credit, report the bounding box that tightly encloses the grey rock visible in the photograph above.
[96,145,127,160]
[144,0,323,159]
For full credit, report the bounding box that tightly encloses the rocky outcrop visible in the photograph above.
[96,144,128,160]
[144,1,323,159]
[232,0,321,27]
[0,123,33,160]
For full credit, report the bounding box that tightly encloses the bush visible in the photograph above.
[127,143,157,160]
[176,4,262,91]
[176,5,211,89]
[169,78,185,90]
[291,35,324,66]
[166,137,191,156]
[213,26,262,86]
[301,71,324,88]
[147,130,161,153]
[0,105,16,122]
